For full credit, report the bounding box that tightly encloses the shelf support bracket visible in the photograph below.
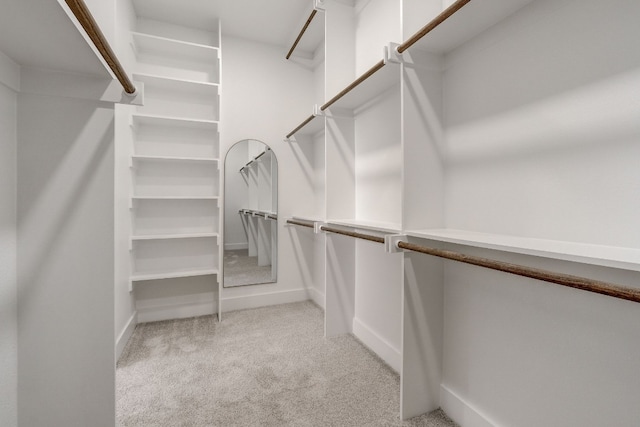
[385,234,407,254]
[314,221,327,234]
[385,42,402,64]
[314,0,326,11]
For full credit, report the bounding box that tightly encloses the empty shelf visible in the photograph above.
[408,0,536,54]
[131,233,219,241]
[405,229,640,272]
[132,196,219,200]
[132,155,219,164]
[132,32,219,61]
[132,113,219,130]
[327,219,401,234]
[131,268,219,282]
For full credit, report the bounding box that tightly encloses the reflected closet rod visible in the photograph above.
[65,0,137,95]
[286,9,318,60]
[397,0,472,54]
[288,220,640,304]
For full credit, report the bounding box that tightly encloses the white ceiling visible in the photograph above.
[0,0,109,76]
[132,0,322,54]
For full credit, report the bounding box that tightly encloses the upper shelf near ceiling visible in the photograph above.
[0,0,111,82]
[401,0,537,54]
[286,0,539,139]
[286,5,325,60]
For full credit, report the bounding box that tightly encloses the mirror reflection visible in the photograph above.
[223,139,277,287]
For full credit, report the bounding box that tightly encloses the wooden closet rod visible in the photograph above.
[397,0,471,54]
[321,59,386,111]
[286,219,315,229]
[65,0,137,94]
[286,9,318,60]
[320,225,385,244]
[287,114,316,139]
[289,218,639,303]
[397,241,640,304]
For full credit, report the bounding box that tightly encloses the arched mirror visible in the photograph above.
[223,139,277,287]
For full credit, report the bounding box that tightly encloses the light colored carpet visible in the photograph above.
[224,249,272,287]
[117,301,458,426]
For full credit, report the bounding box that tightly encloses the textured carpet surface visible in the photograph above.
[117,301,458,426]
[224,249,273,287]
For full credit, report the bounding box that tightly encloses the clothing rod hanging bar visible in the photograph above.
[286,9,318,60]
[321,59,386,111]
[286,219,315,229]
[397,0,471,54]
[320,225,385,244]
[397,241,640,304]
[65,0,137,95]
[287,114,316,139]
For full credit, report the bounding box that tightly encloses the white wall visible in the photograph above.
[220,35,315,311]
[439,0,640,425]
[0,51,18,427]
[17,92,115,426]
[443,0,640,247]
[224,141,249,250]
[355,87,402,224]
[355,0,401,74]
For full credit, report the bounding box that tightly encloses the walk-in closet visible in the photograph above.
[1,0,639,426]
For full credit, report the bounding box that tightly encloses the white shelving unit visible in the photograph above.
[127,19,223,318]
[285,0,640,424]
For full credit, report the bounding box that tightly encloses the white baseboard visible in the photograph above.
[137,293,217,323]
[440,384,497,427]
[307,287,325,309]
[116,311,137,361]
[224,242,248,251]
[221,288,309,312]
[352,317,401,373]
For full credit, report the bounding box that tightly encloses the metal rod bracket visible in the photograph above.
[385,234,407,253]
[385,42,402,64]
[314,0,326,11]
[315,222,328,235]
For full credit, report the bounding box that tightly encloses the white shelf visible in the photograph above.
[410,0,536,54]
[327,60,400,112]
[131,268,219,282]
[132,196,219,200]
[132,113,219,131]
[133,73,219,95]
[132,32,219,62]
[405,229,640,272]
[131,233,219,241]
[287,60,400,137]
[328,219,402,234]
[290,114,325,138]
[132,155,219,164]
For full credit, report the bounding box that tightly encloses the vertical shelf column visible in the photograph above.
[399,3,446,417]
[323,0,356,337]
[127,19,223,322]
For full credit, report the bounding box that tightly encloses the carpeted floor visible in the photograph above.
[117,301,458,426]
[224,249,273,287]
